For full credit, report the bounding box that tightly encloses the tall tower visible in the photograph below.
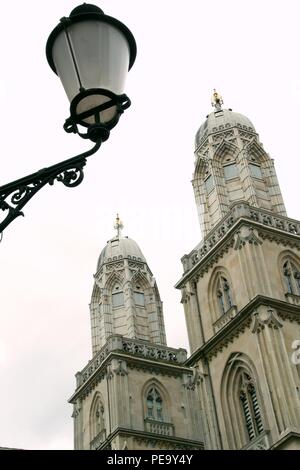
[69,217,203,450]
[176,92,300,450]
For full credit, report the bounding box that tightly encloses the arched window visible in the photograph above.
[283,260,300,295]
[239,372,264,441]
[221,353,266,449]
[90,396,105,441]
[146,387,163,421]
[216,275,233,315]
[95,403,105,435]
[112,283,124,308]
[134,285,145,307]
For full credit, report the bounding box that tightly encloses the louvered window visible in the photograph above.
[239,373,264,441]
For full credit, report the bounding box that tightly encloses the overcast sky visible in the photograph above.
[0,0,300,450]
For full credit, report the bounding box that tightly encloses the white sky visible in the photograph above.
[0,0,300,450]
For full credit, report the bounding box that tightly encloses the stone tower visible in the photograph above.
[69,216,203,450]
[176,91,300,450]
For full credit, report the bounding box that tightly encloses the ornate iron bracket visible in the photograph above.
[0,138,101,234]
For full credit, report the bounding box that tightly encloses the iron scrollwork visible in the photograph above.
[0,139,101,234]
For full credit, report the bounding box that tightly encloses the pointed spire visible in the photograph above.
[211,89,223,111]
[114,213,124,238]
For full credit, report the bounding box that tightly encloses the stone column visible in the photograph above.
[251,307,300,435]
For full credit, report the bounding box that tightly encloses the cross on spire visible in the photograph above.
[114,213,124,238]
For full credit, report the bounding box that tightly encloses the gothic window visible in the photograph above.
[239,372,264,441]
[146,387,163,421]
[112,284,124,308]
[134,291,145,306]
[283,260,300,295]
[249,163,263,180]
[216,275,233,315]
[223,163,238,180]
[90,396,105,441]
[95,404,105,435]
[132,284,145,307]
[221,354,265,449]
[204,175,214,193]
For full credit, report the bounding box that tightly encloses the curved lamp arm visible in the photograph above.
[0,139,101,234]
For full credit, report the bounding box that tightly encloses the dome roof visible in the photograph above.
[195,108,256,148]
[97,236,146,270]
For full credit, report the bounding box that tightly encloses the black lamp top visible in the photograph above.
[46,3,137,74]
[69,3,104,17]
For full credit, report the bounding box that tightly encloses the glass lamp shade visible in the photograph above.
[46,4,136,128]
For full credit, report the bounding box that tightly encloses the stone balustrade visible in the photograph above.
[122,338,187,364]
[285,293,300,306]
[213,306,238,333]
[76,335,187,388]
[144,418,175,437]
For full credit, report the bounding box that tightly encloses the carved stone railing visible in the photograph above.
[76,340,111,388]
[285,293,300,306]
[144,419,175,437]
[213,306,238,333]
[76,335,187,388]
[242,430,271,450]
[181,203,300,275]
[90,429,107,450]
[121,338,187,364]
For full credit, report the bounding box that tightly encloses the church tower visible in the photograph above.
[176,91,300,450]
[69,216,203,450]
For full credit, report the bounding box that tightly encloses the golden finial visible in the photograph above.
[211,89,223,110]
[114,213,124,238]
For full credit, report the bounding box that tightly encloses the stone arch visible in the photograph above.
[105,271,125,310]
[194,155,210,179]
[153,281,162,302]
[220,352,266,449]
[213,140,239,163]
[89,391,105,443]
[141,378,172,423]
[90,283,101,310]
[208,266,235,323]
[130,270,151,310]
[105,270,124,291]
[245,140,270,164]
[130,270,150,291]
[214,141,243,210]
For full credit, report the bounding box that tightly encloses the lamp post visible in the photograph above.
[0,3,136,234]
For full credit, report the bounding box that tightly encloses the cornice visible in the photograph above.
[185,295,300,366]
[69,351,192,403]
[269,430,300,450]
[176,204,300,288]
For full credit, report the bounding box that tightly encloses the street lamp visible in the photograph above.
[0,3,136,234]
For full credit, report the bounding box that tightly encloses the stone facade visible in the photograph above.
[176,103,300,450]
